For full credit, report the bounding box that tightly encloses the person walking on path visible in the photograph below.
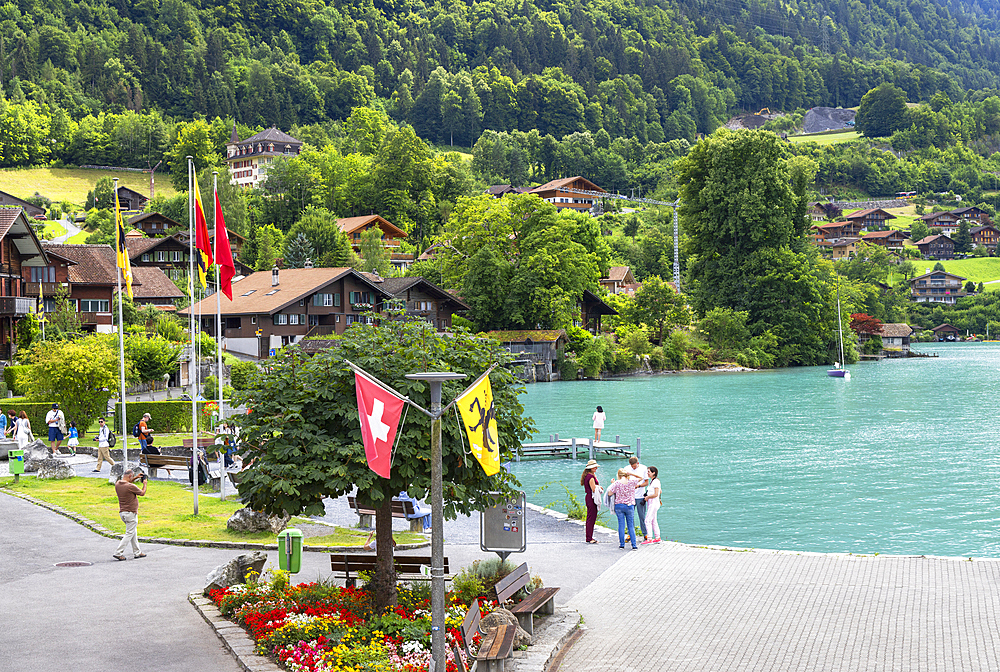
[5,409,16,438]
[15,411,32,449]
[641,466,662,544]
[607,468,638,550]
[46,403,66,456]
[625,456,650,542]
[93,417,116,472]
[581,459,603,544]
[0,407,7,439]
[113,469,147,560]
[138,413,157,454]
[592,405,606,442]
[66,421,79,455]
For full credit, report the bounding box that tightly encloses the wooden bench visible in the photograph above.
[182,438,217,449]
[330,553,450,588]
[138,453,221,489]
[494,562,559,636]
[452,596,515,672]
[346,495,429,532]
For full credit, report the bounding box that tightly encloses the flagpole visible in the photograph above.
[114,178,128,473]
[188,157,199,515]
[214,171,226,501]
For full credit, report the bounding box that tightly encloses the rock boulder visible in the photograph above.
[226,507,290,534]
[108,463,147,485]
[480,608,531,647]
[204,551,268,594]
[36,458,75,480]
[23,440,54,472]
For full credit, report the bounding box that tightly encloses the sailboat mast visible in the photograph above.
[837,279,846,365]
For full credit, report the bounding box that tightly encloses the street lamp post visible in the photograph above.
[404,371,466,672]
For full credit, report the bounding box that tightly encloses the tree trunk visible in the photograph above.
[372,497,397,610]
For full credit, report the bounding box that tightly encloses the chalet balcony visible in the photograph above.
[0,297,35,316]
[78,312,104,324]
[26,282,70,296]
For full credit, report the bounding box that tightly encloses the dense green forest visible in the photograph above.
[3,0,1000,151]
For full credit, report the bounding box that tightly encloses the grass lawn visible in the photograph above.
[788,130,862,146]
[67,228,92,244]
[0,476,424,546]
[916,258,1000,284]
[0,167,176,208]
[43,220,68,239]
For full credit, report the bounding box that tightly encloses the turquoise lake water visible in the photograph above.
[511,342,1000,557]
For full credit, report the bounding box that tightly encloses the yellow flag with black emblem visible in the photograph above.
[456,371,500,476]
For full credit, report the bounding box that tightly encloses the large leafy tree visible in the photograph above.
[233,317,534,610]
[26,335,122,427]
[679,130,832,365]
[856,83,909,138]
[628,276,690,345]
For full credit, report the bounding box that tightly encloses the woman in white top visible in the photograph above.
[592,405,606,442]
[15,411,32,449]
[641,466,662,544]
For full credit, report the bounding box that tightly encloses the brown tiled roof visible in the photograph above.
[606,266,631,282]
[880,323,913,338]
[127,212,182,228]
[914,235,951,245]
[861,230,903,239]
[336,214,407,238]
[920,211,955,221]
[932,323,959,332]
[0,207,21,238]
[125,237,167,258]
[179,267,390,316]
[41,244,118,285]
[528,176,606,194]
[130,266,184,299]
[378,276,472,310]
[845,208,896,220]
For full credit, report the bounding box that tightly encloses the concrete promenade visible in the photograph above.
[558,541,1000,672]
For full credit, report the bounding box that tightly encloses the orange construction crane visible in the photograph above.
[757,107,771,115]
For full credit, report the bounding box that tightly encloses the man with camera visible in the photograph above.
[113,469,148,561]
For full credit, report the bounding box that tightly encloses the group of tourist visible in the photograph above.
[581,456,662,548]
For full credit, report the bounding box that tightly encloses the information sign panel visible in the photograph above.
[480,491,526,554]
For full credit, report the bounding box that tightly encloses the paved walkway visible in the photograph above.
[558,541,1000,671]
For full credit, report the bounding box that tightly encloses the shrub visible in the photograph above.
[556,350,578,380]
[648,347,665,371]
[229,361,259,391]
[4,365,33,396]
[114,400,210,432]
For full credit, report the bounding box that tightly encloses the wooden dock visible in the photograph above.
[517,436,635,461]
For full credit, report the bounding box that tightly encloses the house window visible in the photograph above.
[308,315,320,326]
[289,314,299,325]
[273,314,288,325]
[251,316,256,324]
[334,293,340,306]
[241,289,256,297]
[42,298,58,312]
[265,289,279,296]
[80,299,110,312]
[31,266,56,283]
[226,317,242,329]
[141,254,150,262]
[313,293,336,307]
[299,299,304,306]
[346,314,359,324]
[156,251,166,262]
[172,251,183,262]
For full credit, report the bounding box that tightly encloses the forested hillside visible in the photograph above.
[3,0,1000,153]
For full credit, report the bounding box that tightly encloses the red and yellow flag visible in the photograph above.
[214,187,236,300]
[193,178,213,288]
[115,189,133,299]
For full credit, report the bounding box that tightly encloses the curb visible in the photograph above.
[190,593,283,672]
[509,607,581,672]
[0,487,429,552]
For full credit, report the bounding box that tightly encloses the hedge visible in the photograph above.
[0,402,55,438]
[113,400,210,433]
[4,366,34,397]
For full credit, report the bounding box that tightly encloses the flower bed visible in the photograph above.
[208,571,497,672]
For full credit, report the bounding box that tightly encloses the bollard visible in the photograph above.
[589,438,595,460]
[571,438,577,459]
[636,438,641,460]
[549,435,553,442]
[555,433,559,441]
[615,434,620,444]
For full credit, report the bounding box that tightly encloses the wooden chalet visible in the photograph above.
[0,190,44,218]
[0,208,51,359]
[115,185,148,211]
[179,267,393,359]
[127,212,182,237]
[128,266,185,310]
[932,323,960,341]
[830,238,859,260]
[369,276,469,331]
[578,289,617,334]
[844,208,896,231]
[337,215,413,270]
[125,232,190,282]
[486,329,568,382]
[951,206,991,223]
[878,323,913,354]
[910,271,967,304]
[920,211,960,236]
[811,221,865,243]
[485,185,527,197]
[860,229,906,252]
[971,224,1000,252]
[528,177,606,214]
[32,243,117,333]
[914,235,954,260]
[600,266,637,294]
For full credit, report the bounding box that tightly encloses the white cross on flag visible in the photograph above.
[354,370,406,478]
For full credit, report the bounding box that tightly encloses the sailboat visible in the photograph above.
[827,277,851,379]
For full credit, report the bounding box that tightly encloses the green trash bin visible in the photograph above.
[277,528,303,574]
[8,450,24,475]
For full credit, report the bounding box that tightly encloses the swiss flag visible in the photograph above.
[355,371,406,478]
